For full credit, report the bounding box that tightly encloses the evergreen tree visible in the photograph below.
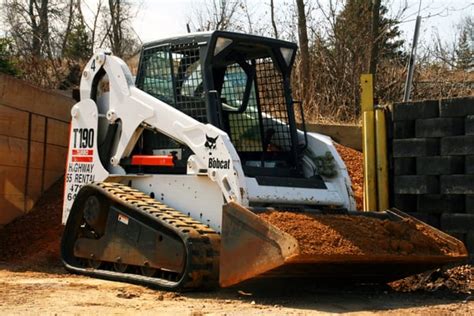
[455,17,473,71]
[334,0,404,72]
[316,0,405,118]
[63,23,92,61]
[0,38,19,76]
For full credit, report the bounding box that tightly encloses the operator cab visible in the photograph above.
[135,31,307,178]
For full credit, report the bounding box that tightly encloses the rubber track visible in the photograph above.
[61,182,220,290]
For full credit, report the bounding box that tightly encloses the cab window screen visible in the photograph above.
[137,45,207,123]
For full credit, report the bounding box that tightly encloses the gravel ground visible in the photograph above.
[0,263,472,315]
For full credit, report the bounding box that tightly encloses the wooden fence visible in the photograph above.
[0,74,74,226]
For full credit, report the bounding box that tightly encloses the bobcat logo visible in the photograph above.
[205,134,218,150]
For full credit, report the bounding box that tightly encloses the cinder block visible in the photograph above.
[441,213,474,233]
[393,194,417,211]
[394,175,439,194]
[441,175,474,194]
[392,100,439,121]
[466,156,474,174]
[416,156,464,175]
[466,232,474,256]
[393,121,415,139]
[394,158,416,175]
[466,195,474,214]
[405,212,440,228]
[415,117,464,138]
[466,116,474,136]
[417,194,465,214]
[393,138,439,158]
[440,135,474,156]
[439,97,474,117]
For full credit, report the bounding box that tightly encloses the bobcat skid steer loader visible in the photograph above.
[61,31,467,290]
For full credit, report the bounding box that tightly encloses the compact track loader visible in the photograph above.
[61,31,467,290]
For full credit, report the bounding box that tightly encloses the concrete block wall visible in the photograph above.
[0,74,74,226]
[390,96,474,261]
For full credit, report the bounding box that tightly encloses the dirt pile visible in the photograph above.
[0,178,64,266]
[390,265,473,294]
[259,211,457,256]
[334,143,363,210]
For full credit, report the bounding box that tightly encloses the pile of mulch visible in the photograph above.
[259,211,459,256]
[390,265,473,294]
[334,143,363,210]
[0,178,64,266]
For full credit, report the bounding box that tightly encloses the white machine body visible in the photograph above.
[62,51,355,232]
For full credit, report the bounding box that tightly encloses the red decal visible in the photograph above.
[72,149,93,156]
[72,156,93,162]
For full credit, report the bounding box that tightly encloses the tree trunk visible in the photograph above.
[109,0,123,57]
[295,0,311,102]
[29,0,40,57]
[270,0,278,39]
[38,0,49,55]
[61,0,76,55]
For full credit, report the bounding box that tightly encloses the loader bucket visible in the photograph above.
[219,202,468,287]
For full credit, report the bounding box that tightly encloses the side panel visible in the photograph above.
[131,175,225,232]
[303,132,356,211]
[245,178,344,206]
[62,99,109,223]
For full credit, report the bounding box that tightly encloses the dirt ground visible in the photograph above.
[0,261,472,315]
[0,145,473,315]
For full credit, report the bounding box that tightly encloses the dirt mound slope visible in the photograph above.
[259,211,458,256]
[334,143,363,210]
[0,178,64,267]
[390,265,473,294]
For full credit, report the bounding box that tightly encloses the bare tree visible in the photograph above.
[103,0,140,58]
[4,0,53,57]
[188,0,242,32]
[2,0,76,87]
[295,0,311,102]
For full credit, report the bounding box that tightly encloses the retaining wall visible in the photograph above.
[0,74,74,226]
[305,123,362,151]
[390,96,474,261]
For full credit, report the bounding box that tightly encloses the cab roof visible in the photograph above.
[142,30,297,50]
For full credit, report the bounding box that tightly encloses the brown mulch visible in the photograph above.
[0,178,64,266]
[259,211,459,256]
[390,265,473,294]
[334,143,363,210]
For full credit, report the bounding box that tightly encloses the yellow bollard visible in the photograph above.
[361,74,377,212]
[375,108,389,211]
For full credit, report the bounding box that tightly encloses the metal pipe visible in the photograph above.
[403,15,422,102]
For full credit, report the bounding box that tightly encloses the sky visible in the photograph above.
[0,0,471,50]
[129,0,473,47]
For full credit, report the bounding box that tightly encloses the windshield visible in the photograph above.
[216,55,291,154]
